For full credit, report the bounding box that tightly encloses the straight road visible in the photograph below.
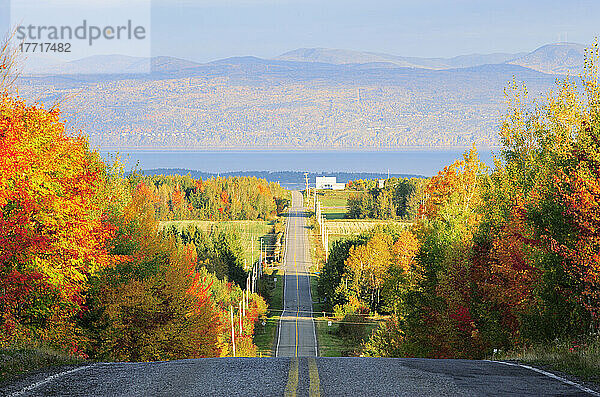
[276,190,318,357]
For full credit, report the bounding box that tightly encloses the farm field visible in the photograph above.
[160,220,274,268]
[316,190,353,208]
[307,189,412,249]
[325,220,411,250]
[322,207,346,220]
[311,189,352,220]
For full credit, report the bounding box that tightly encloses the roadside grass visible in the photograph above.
[309,275,382,357]
[497,336,600,385]
[0,347,86,386]
[309,274,346,357]
[314,318,347,357]
[160,220,273,267]
[253,266,284,357]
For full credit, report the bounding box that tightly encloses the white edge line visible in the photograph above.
[486,360,600,396]
[275,193,293,357]
[9,363,98,397]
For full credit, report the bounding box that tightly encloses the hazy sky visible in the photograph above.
[2,0,599,62]
[149,0,600,62]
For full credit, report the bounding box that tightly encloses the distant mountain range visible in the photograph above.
[16,42,592,150]
[507,43,586,75]
[23,42,586,76]
[276,48,527,70]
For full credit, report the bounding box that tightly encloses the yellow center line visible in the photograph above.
[308,357,321,397]
[294,209,300,358]
[284,358,299,397]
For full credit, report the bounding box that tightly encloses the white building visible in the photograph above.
[315,176,345,190]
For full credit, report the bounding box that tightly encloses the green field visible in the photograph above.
[308,190,353,220]
[316,190,352,208]
[160,220,274,268]
[322,207,346,220]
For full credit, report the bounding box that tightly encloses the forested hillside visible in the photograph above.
[17,49,564,150]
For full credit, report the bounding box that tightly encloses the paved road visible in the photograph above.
[4,192,598,396]
[276,191,318,358]
[4,357,597,396]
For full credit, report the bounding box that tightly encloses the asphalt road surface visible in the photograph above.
[276,190,318,358]
[4,191,598,396]
[4,357,598,396]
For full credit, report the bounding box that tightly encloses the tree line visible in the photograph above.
[319,43,600,359]
[346,177,427,220]
[128,173,290,221]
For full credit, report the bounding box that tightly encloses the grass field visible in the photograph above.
[160,220,274,268]
[316,190,352,208]
[306,190,354,220]
[322,207,346,220]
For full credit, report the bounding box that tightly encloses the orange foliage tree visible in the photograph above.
[82,183,223,360]
[0,96,113,350]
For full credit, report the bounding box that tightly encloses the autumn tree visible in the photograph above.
[0,95,113,350]
[82,183,222,360]
[344,233,393,311]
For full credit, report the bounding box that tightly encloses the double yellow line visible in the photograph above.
[284,357,320,397]
[294,211,300,358]
[284,199,320,396]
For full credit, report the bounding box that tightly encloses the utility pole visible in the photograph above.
[239,301,243,336]
[242,288,246,317]
[251,264,255,294]
[325,224,329,262]
[259,237,262,270]
[304,172,309,202]
[230,306,236,357]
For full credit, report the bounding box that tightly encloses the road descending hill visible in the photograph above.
[276,191,318,358]
[3,191,598,397]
